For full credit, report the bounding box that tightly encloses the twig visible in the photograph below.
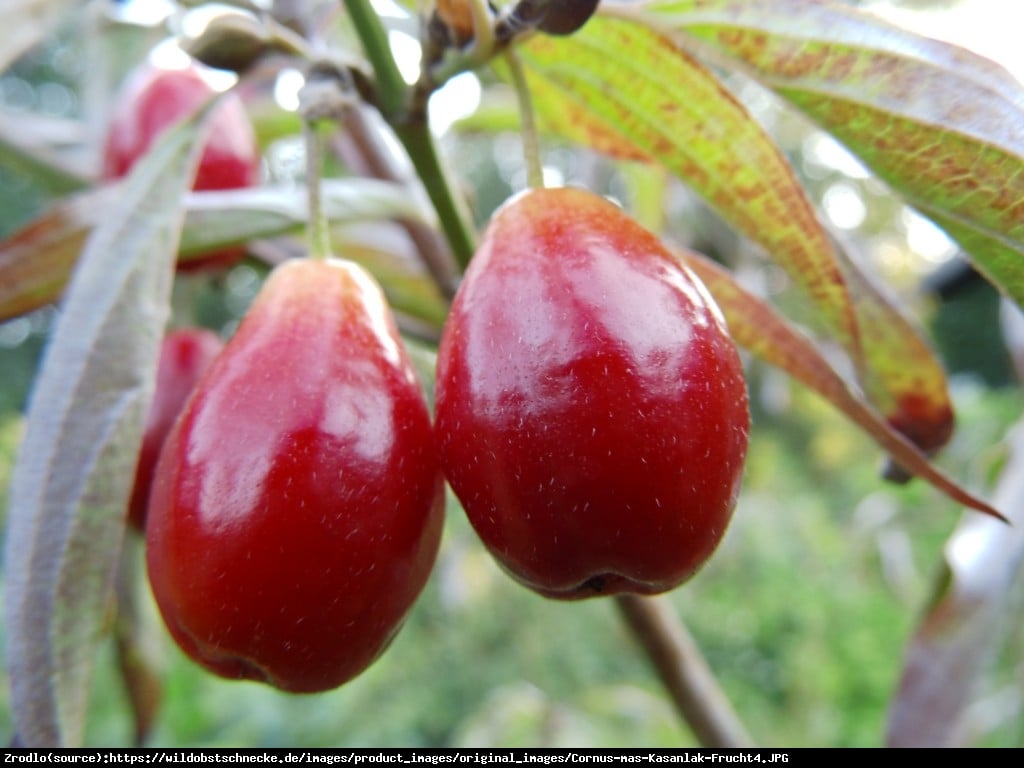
[615,594,753,747]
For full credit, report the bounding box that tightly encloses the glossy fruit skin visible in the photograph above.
[102,61,260,271]
[435,187,749,600]
[128,328,224,531]
[145,258,445,693]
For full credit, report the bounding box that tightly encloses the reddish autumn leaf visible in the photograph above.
[836,248,954,457]
[0,188,110,322]
[678,249,1002,521]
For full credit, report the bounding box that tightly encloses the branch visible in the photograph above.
[615,594,753,748]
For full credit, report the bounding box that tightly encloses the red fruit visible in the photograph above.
[102,61,260,271]
[145,258,444,693]
[435,187,749,600]
[128,328,224,531]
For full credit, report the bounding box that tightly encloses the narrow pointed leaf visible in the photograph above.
[837,248,953,455]
[0,187,111,322]
[0,180,425,323]
[3,105,208,747]
[113,542,163,747]
[515,16,862,364]
[886,418,1024,746]
[632,0,1024,307]
[920,208,1024,305]
[679,249,1002,521]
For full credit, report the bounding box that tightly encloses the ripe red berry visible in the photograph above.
[435,187,749,599]
[145,258,445,693]
[102,61,260,271]
[127,328,223,531]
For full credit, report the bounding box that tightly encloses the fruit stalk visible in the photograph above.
[303,118,331,261]
[615,595,753,748]
[504,47,544,189]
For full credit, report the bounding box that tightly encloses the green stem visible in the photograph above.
[395,122,477,271]
[504,47,543,190]
[342,0,408,120]
[344,0,477,271]
[304,120,332,261]
[467,0,496,57]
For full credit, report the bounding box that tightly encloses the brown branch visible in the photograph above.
[615,594,753,748]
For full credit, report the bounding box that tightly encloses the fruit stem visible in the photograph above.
[504,47,544,190]
[303,118,332,261]
[615,594,753,747]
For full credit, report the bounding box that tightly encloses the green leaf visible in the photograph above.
[181,180,430,256]
[515,15,862,376]
[836,247,953,455]
[679,249,1002,521]
[112,540,163,747]
[333,226,451,330]
[632,0,1024,307]
[0,180,426,323]
[3,101,208,747]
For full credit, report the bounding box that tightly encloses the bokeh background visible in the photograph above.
[1,0,1022,748]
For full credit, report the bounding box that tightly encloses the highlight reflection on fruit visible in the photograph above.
[102,61,260,271]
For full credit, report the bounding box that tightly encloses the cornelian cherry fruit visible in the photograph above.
[435,187,749,600]
[128,327,223,531]
[102,61,260,271]
[145,258,444,692]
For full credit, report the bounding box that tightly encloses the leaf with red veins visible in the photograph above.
[678,248,1003,521]
[516,16,863,369]
[630,0,1024,307]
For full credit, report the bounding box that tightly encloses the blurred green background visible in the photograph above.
[2,0,1023,749]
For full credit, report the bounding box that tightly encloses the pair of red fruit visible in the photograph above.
[113,63,750,694]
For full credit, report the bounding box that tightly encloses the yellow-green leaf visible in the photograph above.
[837,248,953,455]
[634,0,1024,307]
[516,15,862,364]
